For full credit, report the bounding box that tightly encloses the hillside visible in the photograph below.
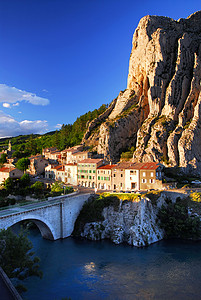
[0,104,107,155]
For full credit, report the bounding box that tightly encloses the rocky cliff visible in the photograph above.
[83,11,201,175]
[80,196,164,247]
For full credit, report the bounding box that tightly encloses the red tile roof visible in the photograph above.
[52,165,65,171]
[78,158,103,164]
[111,162,162,170]
[97,164,117,170]
[139,162,161,170]
[0,167,15,173]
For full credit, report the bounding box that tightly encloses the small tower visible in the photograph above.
[8,140,12,152]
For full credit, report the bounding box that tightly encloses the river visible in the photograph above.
[20,227,201,300]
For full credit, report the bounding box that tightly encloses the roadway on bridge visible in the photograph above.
[0,192,82,218]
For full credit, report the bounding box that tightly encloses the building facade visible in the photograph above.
[139,163,163,190]
[77,159,104,188]
[97,164,116,190]
[64,163,77,186]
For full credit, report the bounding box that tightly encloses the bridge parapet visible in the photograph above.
[0,193,92,240]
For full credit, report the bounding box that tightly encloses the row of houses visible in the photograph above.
[45,158,164,191]
[0,144,165,191]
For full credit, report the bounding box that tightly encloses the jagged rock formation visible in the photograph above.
[81,197,164,247]
[83,11,201,175]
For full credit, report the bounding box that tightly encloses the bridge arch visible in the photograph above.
[6,215,56,240]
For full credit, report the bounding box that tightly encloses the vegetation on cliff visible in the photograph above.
[73,194,120,236]
[157,198,201,239]
[0,104,107,156]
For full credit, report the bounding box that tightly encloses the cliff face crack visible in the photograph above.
[83,11,201,175]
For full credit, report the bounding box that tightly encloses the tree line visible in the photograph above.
[0,104,107,157]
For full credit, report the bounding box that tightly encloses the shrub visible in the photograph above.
[19,174,30,188]
[145,191,161,205]
[73,195,120,236]
[190,192,201,202]
[51,182,63,196]
[65,186,74,194]
[157,198,201,239]
[31,181,44,197]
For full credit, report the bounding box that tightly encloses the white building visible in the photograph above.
[64,163,77,186]
[125,164,141,191]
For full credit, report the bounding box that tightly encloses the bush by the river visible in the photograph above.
[190,192,201,202]
[157,198,201,239]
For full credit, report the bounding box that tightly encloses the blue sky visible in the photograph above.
[0,0,200,138]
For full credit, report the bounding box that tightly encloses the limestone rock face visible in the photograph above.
[81,197,164,247]
[83,11,201,175]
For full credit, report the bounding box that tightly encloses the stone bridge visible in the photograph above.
[0,192,92,240]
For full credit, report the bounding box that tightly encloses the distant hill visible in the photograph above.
[0,104,107,156]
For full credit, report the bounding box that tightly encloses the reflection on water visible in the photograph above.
[21,227,201,300]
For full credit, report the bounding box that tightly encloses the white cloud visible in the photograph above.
[0,110,48,138]
[0,84,49,106]
[13,102,19,107]
[55,123,62,129]
[3,103,11,108]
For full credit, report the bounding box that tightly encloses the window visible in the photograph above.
[150,179,155,183]
[143,172,146,177]
[151,172,154,177]
[93,170,95,173]
[120,183,123,187]
[98,176,100,180]
[89,176,92,179]
[89,170,92,173]
[121,174,123,177]
[114,174,116,177]
[130,170,136,175]
[101,177,103,180]
[142,179,147,183]
[97,170,99,174]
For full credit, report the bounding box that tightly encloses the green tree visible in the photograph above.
[0,228,42,282]
[157,198,201,239]
[31,181,44,196]
[25,134,38,155]
[51,181,63,195]
[0,153,7,164]
[16,158,30,173]
[20,174,31,188]
[3,177,14,193]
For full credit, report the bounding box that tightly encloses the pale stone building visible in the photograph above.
[111,162,131,191]
[0,166,23,184]
[139,162,163,190]
[64,163,77,186]
[28,155,49,176]
[125,163,142,191]
[97,164,117,190]
[77,158,104,188]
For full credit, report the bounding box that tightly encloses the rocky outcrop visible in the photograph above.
[83,11,201,175]
[81,197,164,247]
